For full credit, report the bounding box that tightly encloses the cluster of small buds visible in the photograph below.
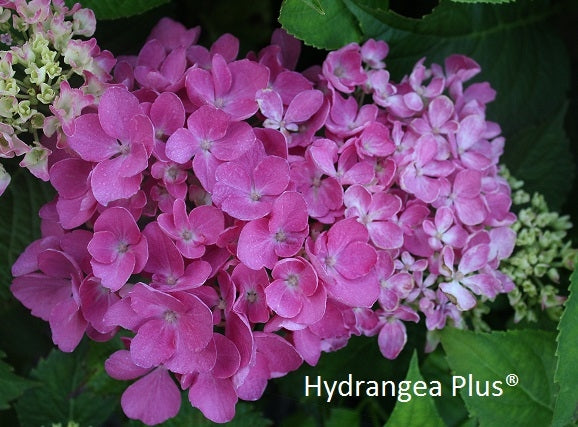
[10,16,518,425]
[500,167,576,323]
[0,0,115,195]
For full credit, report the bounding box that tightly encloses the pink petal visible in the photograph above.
[237,218,277,270]
[439,280,476,311]
[121,368,181,426]
[378,319,407,360]
[284,89,323,123]
[189,374,237,423]
[67,114,118,161]
[130,319,176,368]
[49,298,87,352]
[105,349,151,380]
[99,87,140,141]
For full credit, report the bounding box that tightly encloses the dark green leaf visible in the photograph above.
[66,0,170,20]
[441,328,557,427]
[15,341,122,427]
[552,269,578,426]
[325,407,360,427]
[0,170,53,301]
[279,0,362,49]
[502,104,574,211]
[385,351,445,427]
[127,401,272,427]
[450,0,515,3]
[0,350,37,410]
[420,349,473,427]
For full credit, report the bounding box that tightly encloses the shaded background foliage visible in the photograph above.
[0,0,577,426]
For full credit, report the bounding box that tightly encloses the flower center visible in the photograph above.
[246,290,258,303]
[164,310,178,323]
[286,274,299,287]
[117,241,129,253]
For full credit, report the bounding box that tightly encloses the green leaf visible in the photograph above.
[552,269,578,426]
[65,0,169,20]
[450,0,515,3]
[15,341,122,427]
[326,408,360,427]
[385,351,445,427]
[0,169,54,301]
[0,350,37,410]
[419,348,471,427]
[441,328,557,427]
[502,104,574,211]
[128,401,272,427]
[279,0,362,49]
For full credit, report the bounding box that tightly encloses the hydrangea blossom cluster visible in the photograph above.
[0,0,115,195]
[499,167,576,323]
[11,17,517,425]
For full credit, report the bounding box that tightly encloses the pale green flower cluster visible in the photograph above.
[500,167,577,323]
[0,1,113,195]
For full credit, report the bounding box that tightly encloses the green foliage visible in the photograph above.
[0,168,54,301]
[553,270,578,426]
[503,105,574,211]
[127,401,272,427]
[385,351,445,427]
[441,328,558,427]
[0,351,36,411]
[14,340,122,427]
[65,0,170,20]
[279,0,362,49]
[450,0,515,3]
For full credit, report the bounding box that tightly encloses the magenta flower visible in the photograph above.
[265,257,325,324]
[344,185,403,249]
[422,206,468,250]
[12,248,87,352]
[212,146,290,221]
[306,218,378,307]
[325,91,378,138]
[257,88,324,138]
[233,332,302,401]
[322,43,366,93]
[165,104,255,191]
[186,54,269,120]
[106,349,181,426]
[142,222,212,291]
[438,245,499,310]
[157,198,224,259]
[237,191,309,269]
[67,86,154,205]
[400,134,454,203]
[436,169,488,226]
[376,306,420,359]
[88,206,148,291]
[125,284,214,373]
[231,264,270,324]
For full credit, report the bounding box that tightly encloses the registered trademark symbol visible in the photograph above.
[506,374,519,386]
